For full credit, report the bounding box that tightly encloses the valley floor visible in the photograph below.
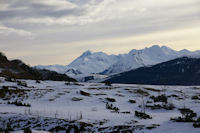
[0,77,200,133]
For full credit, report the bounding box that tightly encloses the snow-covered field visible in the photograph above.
[0,77,200,133]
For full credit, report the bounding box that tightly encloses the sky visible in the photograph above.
[0,0,200,66]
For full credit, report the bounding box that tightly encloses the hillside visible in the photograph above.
[0,52,76,81]
[105,57,200,85]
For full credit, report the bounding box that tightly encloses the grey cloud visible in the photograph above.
[0,0,200,65]
[0,0,87,20]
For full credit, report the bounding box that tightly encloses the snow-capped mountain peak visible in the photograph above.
[101,45,192,75]
[80,50,92,58]
[67,50,119,74]
[36,45,198,81]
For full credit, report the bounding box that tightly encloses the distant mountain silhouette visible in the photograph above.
[105,57,200,85]
[0,52,76,81]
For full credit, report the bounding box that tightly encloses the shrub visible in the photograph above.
[106,97,116,102]
[23,128,32,133]
[191,96,200,100]
[134,89,149,96]
[80,90,90,96]
[5,77,16,82]
[8,100,31,107]
[193,122,200,128]
[129,99,136,103]
[171,108,197,122]
[65,82,84,86]
[0,86,26,99]
[179,108,196,120]
[135,111,152,119]
[17,80,27,87]
[146,103,175,110]
[72,97,83,101]
[36,80,40,83]
[105,82,112,86]
[150,94,168,104]
[144,88,161,92]
[106,102,119,113]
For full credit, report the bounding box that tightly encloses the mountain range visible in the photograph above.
[36,45,198,81]
[1,44,200,85]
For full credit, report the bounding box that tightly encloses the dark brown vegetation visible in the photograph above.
[8,100,31,107]
[0,86,27,100]
[146,103,175,110]
[0,52,76,81]
[135,111,152,119]
[80,90,90,96]
[105,97,116,102]
[171,108,200,128]
[106,102,119,113]
[150,94,168,104]
[129,99,136,103]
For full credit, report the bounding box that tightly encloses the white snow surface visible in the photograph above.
[35,45,199,77]
[36,50,120,76]
[102,45,192,74]
[67,50,120,74]
[36,64,67,74]
[0,77,200,132]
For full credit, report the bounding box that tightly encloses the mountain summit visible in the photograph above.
[66,51,120,74]
[101,45,191,74]
[36,45,196,80]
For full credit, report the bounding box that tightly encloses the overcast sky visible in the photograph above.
[0,0,200,66]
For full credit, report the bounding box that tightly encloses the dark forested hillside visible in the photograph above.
[0,52,76,81]
[105,57,200,85]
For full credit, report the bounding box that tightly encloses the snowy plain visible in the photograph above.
[0,77,200,133]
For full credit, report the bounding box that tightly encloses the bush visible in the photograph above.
[146,103,175,110]
[179,108,196,121]
[80,90,90,96]
[5,77,16,82]
[36,80,40,83]
[135,111,152,119]
[129,99,136,103]
[106,102,119,113]
[191,96,200,100]
[171,108,197,122]
[0,86,26,100]
[193,122,200,128]
[150,94,168,104]
[106,97,116,102]
[8,100,31,107]
[17,80,27,87]
[105,82,112,86]
[134,89,149,96]
[23,128,32,133]
[65,82,84,86]
[72,97,83,101]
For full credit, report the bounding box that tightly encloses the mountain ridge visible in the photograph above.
[36,45,200,81]
[0,52,76,81]
[105,57,200,85]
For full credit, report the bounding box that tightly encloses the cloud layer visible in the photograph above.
[0,0,200,65]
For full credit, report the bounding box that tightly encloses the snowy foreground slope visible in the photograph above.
[0,77,200,133]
